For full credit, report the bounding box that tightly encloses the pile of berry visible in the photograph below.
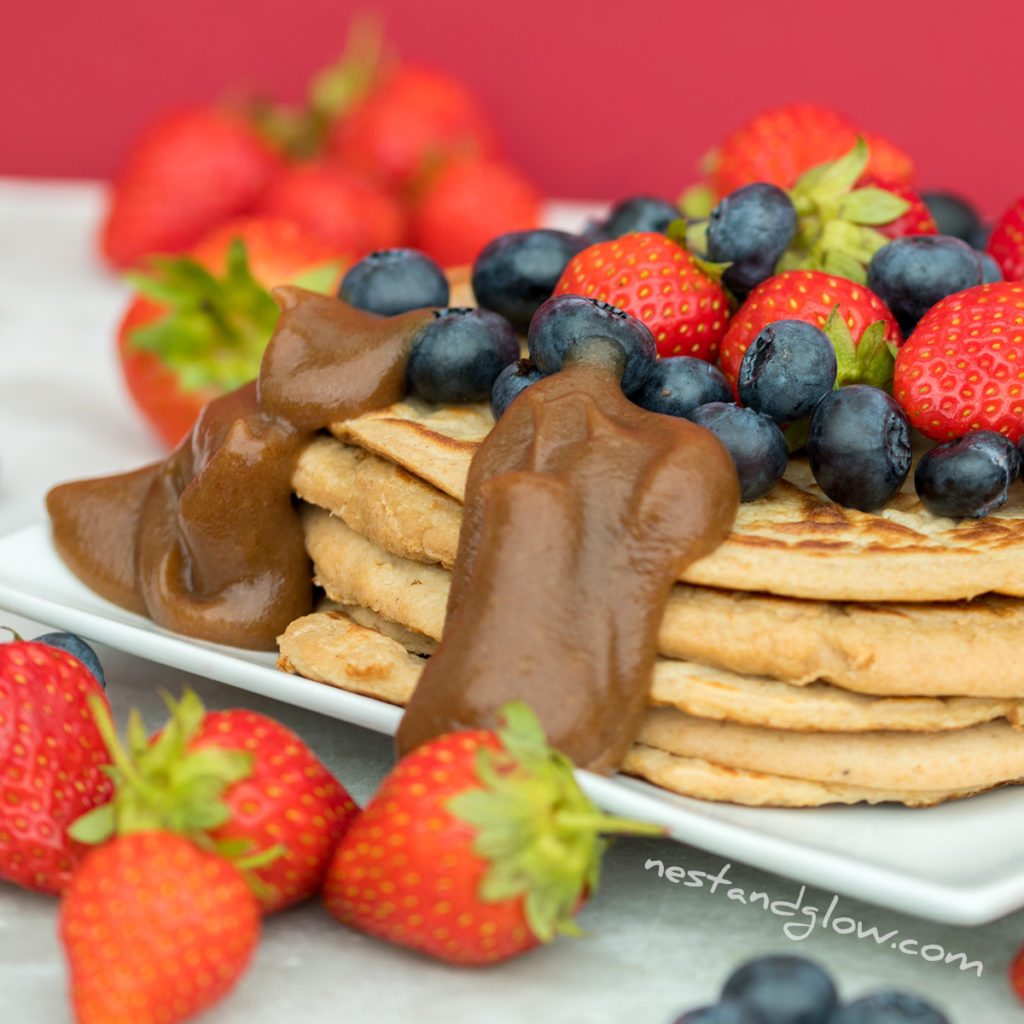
[669,954,950,1023]
[110,87,1024,522]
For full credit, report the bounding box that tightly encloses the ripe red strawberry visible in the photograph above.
[323,702,661,966]
[187,703,359,913]
[706,102,914,200]
[554,232,730,361]
[118,215,343,448]
[100,106,283,269]
[719,270,903,395]
[256,161,406,257]
[71,689,359,914]
[409,155,542,267]
[985,194,1024,282]
[326,63,500,192]
[0,640,112,894]
[60,831,260,1024]
[893,282,1024,442]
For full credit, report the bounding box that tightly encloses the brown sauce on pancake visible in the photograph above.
[47,288,435,650]
[47,292,739,771]
[395,341,739,773]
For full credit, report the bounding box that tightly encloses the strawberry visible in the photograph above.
[409,155,542,267]
[71,688,358,914]
[985,194,1024,282]
[554,232,730,361]
[100,105,283,269]
[255,161,406,257]
[186,702,359,913]
[323,702,661,966]
[705,102,914,201]
[118,215,343,448]
[0,639,112,894]
[893,282,1024,442]
[60,831,260,1024]
[326,63,500,192]
[719,270,903,396]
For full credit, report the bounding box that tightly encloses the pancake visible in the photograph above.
[619,745,999,808]
[286,359,1024,807]
[317,397,1024,603]
[280,590,1024,732]
[634,708,1024,793]
[276,609,1024,806]
[301,500,1024,699]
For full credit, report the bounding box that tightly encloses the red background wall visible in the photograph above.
[5,0,1022,219]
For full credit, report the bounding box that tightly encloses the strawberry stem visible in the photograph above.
[553,810,665,838]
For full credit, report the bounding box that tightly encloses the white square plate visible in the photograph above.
[3,522,1024,926]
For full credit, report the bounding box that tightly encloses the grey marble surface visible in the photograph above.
[1,179,1024,1022]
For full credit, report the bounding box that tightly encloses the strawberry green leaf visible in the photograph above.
[126,241,281,393]
[666,217,694,249]
[848,320,895,388]
[446,701,664,944]
[827,310,895,389]
[68,687,257,854]
[823,305,858,381]
[838,187,911,226]
[792,137,869,205]
[67,801,117,845]
[821,249,869,283]
[678,183,714,220]
[821,220,889,265]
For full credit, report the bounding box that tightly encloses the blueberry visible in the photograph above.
[980,251,1004,283]
[491,358,546,419]
[828,990,950,1024]
[671,1001,762,1024]
[338,248,450,316]
[737,320,837,423]
[866,235,983,336]
[914,430,1021,519]
[34,632,105,689]
[721,955,838,1024]
[807,385,912,511]
[688,403,789,502]
[527,294,656,395]
[632,356,731,418]
[706,183,798,299]
[471,229,588,333]
[406,308,519,404]
[920,191,983,244]
[599,195,682,238]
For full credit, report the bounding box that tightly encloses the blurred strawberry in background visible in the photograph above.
[409,155,543,267]
[324,62,501,192]
[100,107,283,269]
[254,160,406,256]
[97,17,541,275]
[701,102,915,201]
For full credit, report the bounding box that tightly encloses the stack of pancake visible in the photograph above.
[276,391,1024,808]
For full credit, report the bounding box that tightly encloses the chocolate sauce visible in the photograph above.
[47,288,435,650]
[395,341,740,773]
[48,292,739,774]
